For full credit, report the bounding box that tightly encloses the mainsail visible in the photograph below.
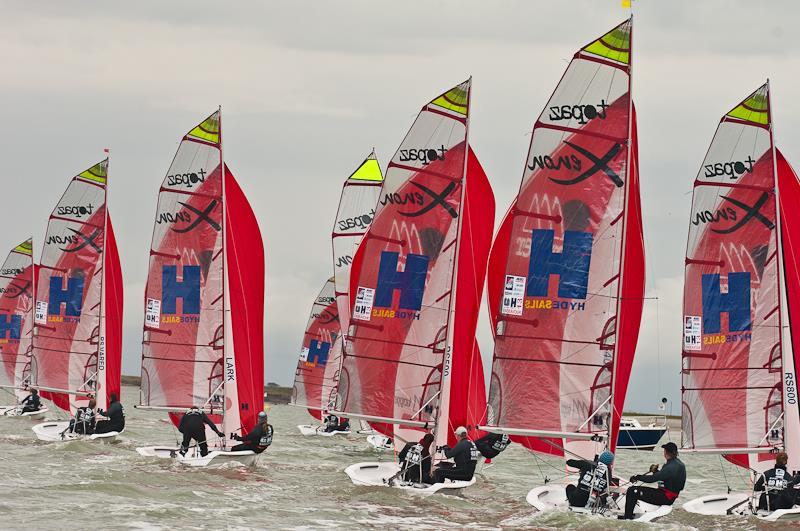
[333,79,494,450]
[0,239,35,402]
[484,19,641,460]
[139,110,265,444]
[291,277,342,419]
[32,159,123,413]
[681,84,800,471]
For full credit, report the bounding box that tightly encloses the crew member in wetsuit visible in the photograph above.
[179,406,224,457]
[755,452,800,511]
[323,413,340,433]
[20,388,41,413]
[474,432,511,464]
[565,451,615,508]
[231,411,273,454]
[95,393,125,434]
[337,417,350,432]
[62,398,96,437]
[398,433,434,484]
[432,426,479,483]
[622,442,686,520]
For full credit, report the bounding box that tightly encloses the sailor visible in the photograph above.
[398,433,434,484]
[231,411,273,454]
[754,452,800,511]
[20,388,41,413]
[565,450,615,508]
[323,413,338,432]
[337,417,351,432]
[95,393,125,434]
[179,405,224,457]
[474,432,511,464]
[62,398,97,437]
[621,442,686,519]
[432,426,479,483]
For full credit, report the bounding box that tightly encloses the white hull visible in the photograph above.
[526,483,672,522]
[32,421,121,442]
[0,406,48,420]
[366,434,392,451]
[135,445,258,467]
[345,462,475,495]
[682,492,800,521]
[297,424,350,437]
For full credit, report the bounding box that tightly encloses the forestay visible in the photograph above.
[32,160,123,413]
[484,19,643,460]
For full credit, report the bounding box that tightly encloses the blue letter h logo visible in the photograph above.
[374,251,429,311]
[702,272,751,333]
[307,340,330,366]
[527,229,593,299]
[162,265,201,314]
[48,276,84,316]
[0,314,21,339]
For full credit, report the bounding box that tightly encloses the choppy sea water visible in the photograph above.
[0,386,796,530]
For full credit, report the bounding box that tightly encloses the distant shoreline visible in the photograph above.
[121,374,293,404]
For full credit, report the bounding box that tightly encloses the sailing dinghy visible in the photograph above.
[0,239,48,420]
[479,19,664,521]
[292,152,384,437]
[30,159,124,442]
[680,83,800,522]
[333,79,496,494]
[135,110,265,467]
[293,277,349,436]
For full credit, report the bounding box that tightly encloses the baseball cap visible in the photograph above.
[661,442,678,455]
[454,426,468,435]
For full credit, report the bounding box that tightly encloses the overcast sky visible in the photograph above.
[3,1,799,413]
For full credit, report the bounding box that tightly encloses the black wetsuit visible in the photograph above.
[179,410,223,457]
[337,418,350,432]
[755,465,800,511]
[323,415,339,433]
[398,442,432,484]
[433,439,478,483]
[95,400,125,433]
[231,423,273,454]
[20,393,41,413]
[624,457,686,519]
[66,407,96,435]
[475,433,510,459]
[565,459,612,508]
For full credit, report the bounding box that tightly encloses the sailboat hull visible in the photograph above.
[0,406,48,420]
[682,492,800,520]
[345,462,475,494]
[526,482,672,522]
[366,434,392,451]
[31,421,122,442]
[135,445,258,467]
[297,424,350,437]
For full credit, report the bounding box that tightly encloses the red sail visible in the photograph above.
[448,148,494,442]
[225,168,265,435]
[0,239,34,401]
[102,216,123,406]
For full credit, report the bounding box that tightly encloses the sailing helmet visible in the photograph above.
[454,426,468,436]
[598,450,614,466]
[258,411,268,422]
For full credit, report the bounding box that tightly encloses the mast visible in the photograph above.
[96,156,109,409]
[607,15,634,446]
[435,77,472,449]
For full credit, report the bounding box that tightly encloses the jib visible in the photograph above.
[549,100,608,125]
[57,204,94,218]
[166,168,207,188]
[399,145,447,165]
[704,156,755,179]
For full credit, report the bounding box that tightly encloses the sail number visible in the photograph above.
[786,372,797,405]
